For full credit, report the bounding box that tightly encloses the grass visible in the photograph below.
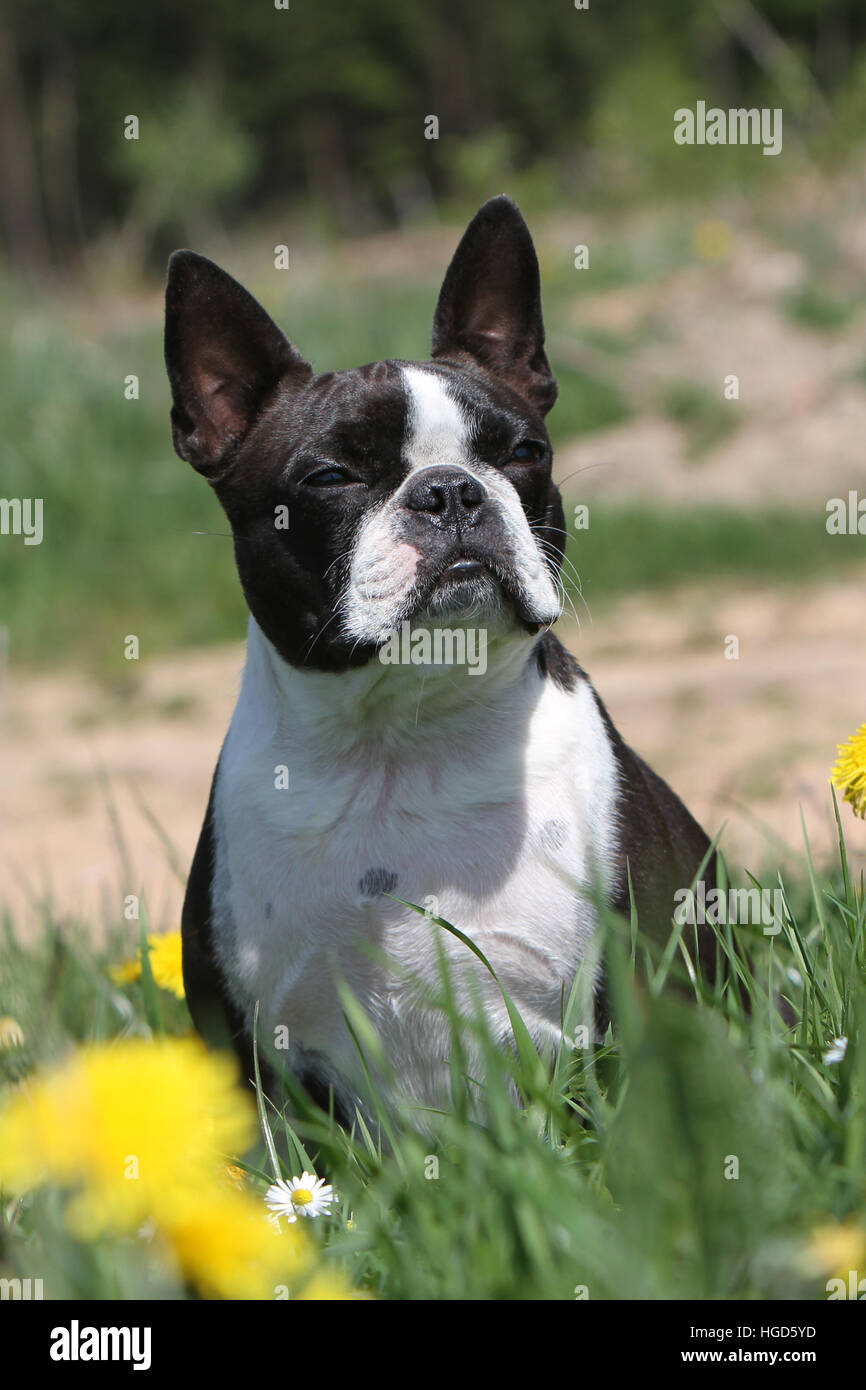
[564,505,866,611]
[1,806,865,1301]
[783,285,862,334]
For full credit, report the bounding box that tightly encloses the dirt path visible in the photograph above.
[4,569,865,939]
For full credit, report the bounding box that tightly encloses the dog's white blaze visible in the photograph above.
[402,365,471,471]
[342,367,561,644]
[210,619,620,1110]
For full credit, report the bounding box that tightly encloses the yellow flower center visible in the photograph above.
[291,1188,313,1207]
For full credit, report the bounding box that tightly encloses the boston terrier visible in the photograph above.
[165,196,715,1117]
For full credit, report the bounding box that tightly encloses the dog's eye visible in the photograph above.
[510,440,545,465]
[302,463,356,487]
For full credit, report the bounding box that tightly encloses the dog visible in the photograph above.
[165,196,715,1117]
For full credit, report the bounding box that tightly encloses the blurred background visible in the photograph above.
[2,0,866,934]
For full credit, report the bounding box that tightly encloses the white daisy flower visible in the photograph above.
[822,1036,848,1065]
[264,1172,335,1223]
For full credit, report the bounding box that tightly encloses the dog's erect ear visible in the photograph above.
[431,196,557,415]
[164,251,313,477]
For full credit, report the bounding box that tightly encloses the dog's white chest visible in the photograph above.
[210,623,619,1105]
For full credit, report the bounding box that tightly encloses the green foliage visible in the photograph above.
[2,812,864,1299]
[548,366,631,441]
[784,285,862,333]
[109,78,254,263]
[5,0,866,265]
[565,505,866,609]
[0,319,245,672]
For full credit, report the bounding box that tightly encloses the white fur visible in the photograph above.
[342,367,561,644]
[402,365,469,471]
[210,617,620,1110]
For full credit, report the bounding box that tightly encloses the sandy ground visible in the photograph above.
[4,569,864,939]
[553,230,866,508]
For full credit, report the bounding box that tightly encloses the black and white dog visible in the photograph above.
[165,196,714,1114]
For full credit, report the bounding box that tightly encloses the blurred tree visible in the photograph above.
[1,0,865,272]
[108,72,253,268]
[0,18,52,278]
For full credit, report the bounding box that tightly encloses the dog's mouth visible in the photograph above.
[439,556,488,581]
[407,549,540,628]
[423,558,499,618]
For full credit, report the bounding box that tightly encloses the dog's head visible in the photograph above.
[164,196,566,671]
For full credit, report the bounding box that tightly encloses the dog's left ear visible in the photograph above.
[164,251,312,478]
[431,195,557,415]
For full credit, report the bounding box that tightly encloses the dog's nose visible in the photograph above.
[403,467,486,528]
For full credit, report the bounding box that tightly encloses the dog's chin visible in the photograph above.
[417,569,504,622]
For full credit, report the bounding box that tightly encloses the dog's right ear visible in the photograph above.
[431,196,557,415]
[164,251,312,478]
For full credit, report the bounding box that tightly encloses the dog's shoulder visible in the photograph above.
[531,628,586,691]
[534,629,713,914]
[590,677,715,943]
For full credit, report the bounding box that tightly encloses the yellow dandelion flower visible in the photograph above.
[831,724,866,817]
[146,933,185,998]
[108,959,142,986]
[109,932,185,998]
[0,1036,254,1236]
[805,1220,866,1279]
[0,1036,363,1299]
[295,1268,369,1300]
[0,1017,25,1049]
[692,219,733,262]
[165,1188,310,1300]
